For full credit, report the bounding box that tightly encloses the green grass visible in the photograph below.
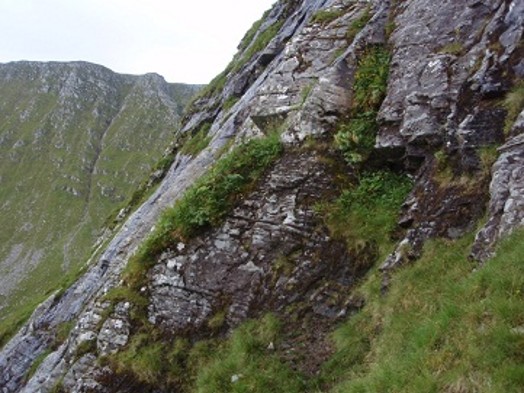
[311,9,345,25]
[346,7,372,43]
[320,230,524,393]
[504,82,524,134]
[195,314,304,393]
[439,41,464,56]
[238,17,265,51]
[0,295,48,348]
[318,170,413,261]
[335,46,390,164]
[112,333,166,384]
[25,349,52,380]
[222,96,240,112]
[237,21,284,70]
[180,123,213,156]
[110,314,303,392]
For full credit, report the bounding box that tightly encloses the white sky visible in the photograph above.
[0,0,276,84]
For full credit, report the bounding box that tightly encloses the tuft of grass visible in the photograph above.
[311,9,345,25]
[504,82,524,134]
[195,314,305,393]
[103,286,149,308]
[238,18,265,51]
[346,7,372,43]
[74,338,97,360]
[434,149,454,184]
[24,349,52,381]
[335,45,390,164]
[237,21,284,70]
[300,82,316,105]
[180,123,212,157]
[321,229,524,393]
[439,41,464,56]
[207,310,227,331]
[53,320,75,349]
[222,96,240,112]
[319,170,412,260]
[112,333,165,384]
[477,145,499,177]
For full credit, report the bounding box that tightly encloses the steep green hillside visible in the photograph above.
[163,230,523,393]
[0,61,198,325]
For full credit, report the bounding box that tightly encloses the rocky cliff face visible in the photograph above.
[1,0,523,392]
[0,61,199,334]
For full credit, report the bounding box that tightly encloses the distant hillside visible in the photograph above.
[0,61,199,323]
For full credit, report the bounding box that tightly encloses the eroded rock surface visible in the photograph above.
[149,149,356,334]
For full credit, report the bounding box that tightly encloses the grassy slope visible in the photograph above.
[189,230,524,393]
[0,63,197,343]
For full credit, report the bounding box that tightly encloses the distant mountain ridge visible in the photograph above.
[0,60,199,322]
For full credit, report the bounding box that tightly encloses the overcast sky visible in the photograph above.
[0,0,276,84]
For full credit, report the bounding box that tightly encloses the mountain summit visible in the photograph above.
[0,60,199,328]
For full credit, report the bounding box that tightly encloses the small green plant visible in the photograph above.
[207,310,227,331]
[53,320,75,349]
[504,82,524,134]
[102,286,148,308]
[273,254,296,278]
[439,41,464,56]
[311,8,345,25]
[222,96,240,112]
[346,7,372,42]
[385,20,396,39]
[335,45,390,164]
[352,46,390,112]
[335,112,377,164]
[49,380,65,393]
[477,145,499,176]
[434,149,454,184]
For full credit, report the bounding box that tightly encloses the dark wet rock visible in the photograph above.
[149,149,358,334]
